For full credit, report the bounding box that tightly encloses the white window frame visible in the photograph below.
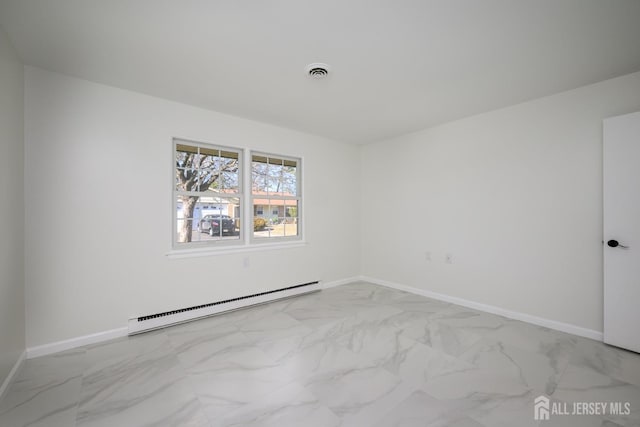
[250,151,302,244]
[172,138,244,250]
[168,140,305,258]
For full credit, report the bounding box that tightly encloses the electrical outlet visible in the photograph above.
[425,251,431,261]
[445,253,453,264]
[243,257,250,268]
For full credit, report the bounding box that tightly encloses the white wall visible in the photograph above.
[0,27,25,385]
[361,71,640,333]
[21,63,640,348]
[24,67,360,348]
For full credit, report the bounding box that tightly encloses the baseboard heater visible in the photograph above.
[127,281,321,335]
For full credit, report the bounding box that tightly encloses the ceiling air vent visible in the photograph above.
[306,63,331,79]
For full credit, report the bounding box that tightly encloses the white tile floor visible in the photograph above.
[1,282,639,426]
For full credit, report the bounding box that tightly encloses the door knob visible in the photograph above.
[607,239,629,249]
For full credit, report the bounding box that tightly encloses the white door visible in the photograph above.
[603,111,640,353]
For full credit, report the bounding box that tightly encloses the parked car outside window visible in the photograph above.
[198,214,236,236]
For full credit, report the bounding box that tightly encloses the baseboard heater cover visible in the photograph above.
[128,281,320,335]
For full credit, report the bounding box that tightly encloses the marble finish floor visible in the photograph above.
[1,282,640,427]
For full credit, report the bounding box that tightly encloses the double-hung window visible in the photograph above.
[173,139,302,251]
[174,139,242,248]
[251,153,301,241]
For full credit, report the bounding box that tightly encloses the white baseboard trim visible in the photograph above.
[24,275,598,361]
[24,276,360,359]
[322,276,362,289]
[26,327,129,359]
[0,350,26,401]
[360,276,603,341]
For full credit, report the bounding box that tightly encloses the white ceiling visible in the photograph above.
[2,0,640,144]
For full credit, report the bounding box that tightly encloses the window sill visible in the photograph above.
[166,241,307,259]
